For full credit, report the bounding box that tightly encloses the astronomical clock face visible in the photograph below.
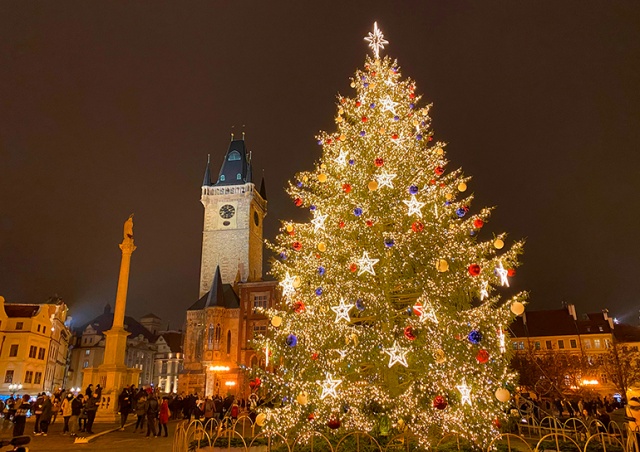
[219,204,236,219]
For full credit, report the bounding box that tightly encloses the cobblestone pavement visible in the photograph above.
[0,417,177,451]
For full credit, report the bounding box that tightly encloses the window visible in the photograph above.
[558,340,565,349]
[24,371,33,383]
[570,339,577,348]
[8,345,18,357]
[208,324,214,350]
[252,293,269,311]
[38,348,45,360]
[605,339,612,349]
[85,350,91,356]
[37,325,40,332]
[220,175,226,181]
[83,361,89,368]
[42,327,46,334]
[34,372,42,384]
[236,173,242,180]
[4,370,13,383]
[534,341,541,350]
[227,151,241,161]
[594,339,601,349]
[226,330,232,354]
[161,361,167,374]
[15,322,23,330]
[584,339,592,349]
[598,326,604,332]
[518,341,525,350]
[253,325,267,338]
[545,340,552,350]
[29,346,37,358]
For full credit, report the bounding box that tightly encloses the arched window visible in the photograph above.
[236,173,242,180]
[226,330,231,355]
[214,324,221,351]
[207,324,214,350]
[227,151,241,161]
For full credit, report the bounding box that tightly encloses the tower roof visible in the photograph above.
[188,266,240,311]
[202,154,213,187]
[214,139,252,186]
[259,175,267,201]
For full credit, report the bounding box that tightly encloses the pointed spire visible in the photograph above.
[246,150,253,183]
[205,266,225,308]
[259,173,267,200]
[202,154,212,187]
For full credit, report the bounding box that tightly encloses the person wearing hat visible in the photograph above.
[60,393,74,435]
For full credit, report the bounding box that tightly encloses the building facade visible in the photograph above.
[0,296,72,395]
[179,138,279,397]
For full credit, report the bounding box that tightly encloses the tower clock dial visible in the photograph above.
[219,204,236,219]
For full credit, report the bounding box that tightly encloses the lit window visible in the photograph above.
[237,174,242,180]
[4,370,13,383]
[594,339,601,349]
[584,339,592,349]
[85,350,91,356]
[534,341,541,350]
[253,325,267,338]
[220,175,226,181]
[227,151,241,161]
[34,372,42,384]
[83,361,89,368]
[558,340,565,349]
[252,293,269,311]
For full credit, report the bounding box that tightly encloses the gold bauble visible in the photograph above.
[494,238,505,249]
[413,120,419,126]
[379,127,386,134]
[458,182,467,192]
[271,316,282,327]
[436,148,444,156]
[369,82,376,89]
[317,173,327,183]
[397,419,405,430]
[495,388,511,403]
[317,242,327,252]
[338,108,344,115]
[339,134,346,141]
[445,193,453,201]
[436,259,449,273]
[255,413,267,426]
[336,116,343,123]
[350,82,356,88]
[285,224,294,233]
[293,276,301,288]
[434,349,446,363]
[368,180,379,191]
[296,392,308,406]
[511,301,525,316]
[303,175,308,182]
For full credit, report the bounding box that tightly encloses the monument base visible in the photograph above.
[82,364,141,424]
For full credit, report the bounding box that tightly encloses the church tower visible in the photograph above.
[199,137,267,295]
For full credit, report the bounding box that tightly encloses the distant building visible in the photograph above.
[0,296,72,395]
[152,330,183,393]
[180,138,279,397]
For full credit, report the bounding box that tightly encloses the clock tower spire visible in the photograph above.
[199,137,266,296]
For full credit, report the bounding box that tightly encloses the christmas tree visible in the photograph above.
[252,23,527,449]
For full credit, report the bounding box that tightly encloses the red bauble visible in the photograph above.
[340,98,346,104]
[349,263,357,272]
[294,198,303,207]
[473,219,484,229]
[315,253,321,259]
[338,221,346,228]
[342,183,352,193]
[508,268,516,277]
[429,179,436,185]
[374,157,384,167]
[371,71,376,76]
[362,116,368,123]
[468,264,481,276]
[404,326,416,341]
[476,349,490,364]
[308,413,315,421]
[328,418,341,429]
[355,101,361,107]
[409,93,416,99]
[492,418,501,429]
[249,380,256,389]
[326,138,332,145]
[311,352,319,360]
[411,221,424,232]
[434,166,444,176]
[366,220,374,227]
[433,396,448,410]
[292,241,302,251]
[391,133,399,140]
[293,301,306,313]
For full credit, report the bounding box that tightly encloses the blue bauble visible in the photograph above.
[394,116,399,121]
[315,287,323,296]
[348,159,355,165]
[364,82,369,88]
[279,252,287,260]
[409,185,419,195]
[384,238,395,248]
[470,230,477,236]
[310,205,317,211]
[359,130,366,136]
[296,181,303,188]
[360,75,366,81]
[416,134,423,141]
[355,299,365,311]
[354,207,363,217]
[409,103,415,109]
[456,208,466,218]
[286,334,298,347]
[468,330,482,344]
[445,201,451,206]
[317,140,323,145]
[318,266,325,276]
[370,103,376,109]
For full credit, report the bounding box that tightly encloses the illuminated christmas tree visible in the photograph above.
[252,23,527,448]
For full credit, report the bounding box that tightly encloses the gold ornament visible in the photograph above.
[494,238,505,249]
[495,388,511,403]
[368,180,379,191]
[434,349,446,363]
[296,392,308,405]
[293,276,301,288]
[458,182,467,192]
[436,148,444,156]
[338,108,344,115]
[271,316,282,327]
[350,82,356,88]
[511,301,525,316]
[285,224,294,233]
[445,193,453,201]
[255,413,267,426]
[317,173,327,183]
[379,127,386,134]
[339,134,346,141]
[303,175,308,182]
[317,242,327,252]
[436,259,449,272]
[336,116,343,123]
[412,120,419,126]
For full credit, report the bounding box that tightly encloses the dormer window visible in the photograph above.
[220,175,226,181]
[227,151,241,161]
[237,174,242,180]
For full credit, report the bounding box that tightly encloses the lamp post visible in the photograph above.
[8,383,22,396]
[207,365,230,397]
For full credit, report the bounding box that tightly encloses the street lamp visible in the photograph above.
[8,383,22,396]
[207,365,230,397]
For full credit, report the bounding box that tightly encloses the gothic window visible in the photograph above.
[226,330,231,355]
[207,324,214,350]
[228,151,241,161]
[214,324,221,351]
[237,174,242,180]
[195,328,204,360]
[220,175,226,181]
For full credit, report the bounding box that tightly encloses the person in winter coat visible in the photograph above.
[146,394,159,437]
[60,393,73,434]
[158,397,170,437]
[32,393,45,435]
[118,388,132,430]
[84,393,99,434]
[134,395,147,433]
[69,394,84,437]
[12,394,31,437]
[85,384,93,398]
[39,394,53,436]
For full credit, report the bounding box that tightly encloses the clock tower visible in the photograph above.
[199,138,267,295]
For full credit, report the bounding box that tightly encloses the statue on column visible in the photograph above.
[123,214,134,241]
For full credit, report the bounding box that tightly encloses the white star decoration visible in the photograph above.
[495,262,510,287]
[364,22,389,59]
[457,379,472,406]
[356,251,379,276]
[479,281,489,301]
[385,341,409,368]
[375,171,397,189]
[311,212,328,233]
[403,196,425,218]
[497,329,506,353]
[420,300,438,324]
[334,149,348,166]
[331,298,354,323]
[279,272,297,299]
[380,96,398,114]
[318,373,342,400]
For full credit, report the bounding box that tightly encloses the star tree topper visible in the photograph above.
[364,22,389,59]
[318,373,342,400]
[356,251,379,276]
[331,298,354,323]
[385,341,409,368]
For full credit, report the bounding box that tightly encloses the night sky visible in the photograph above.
[1,2,639,328]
